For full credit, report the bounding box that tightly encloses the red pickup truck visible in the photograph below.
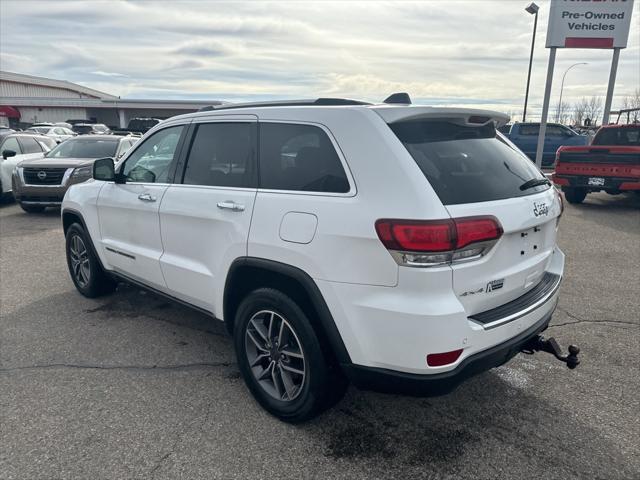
[554,124,640,204]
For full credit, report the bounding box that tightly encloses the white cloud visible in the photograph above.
[1,0,638,120]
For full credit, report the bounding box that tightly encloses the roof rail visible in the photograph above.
[197,98,370,112]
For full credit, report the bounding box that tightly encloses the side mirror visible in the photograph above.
[93,157,116,181]
[2,149,16,160]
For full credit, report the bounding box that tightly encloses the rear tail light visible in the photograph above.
[375,216,503,267]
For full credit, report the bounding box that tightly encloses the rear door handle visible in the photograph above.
[138,193,156,202]
[217,201,245,212]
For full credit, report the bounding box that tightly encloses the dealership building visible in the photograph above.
[0,71,224,129]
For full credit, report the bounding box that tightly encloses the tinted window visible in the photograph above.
[259,123,349,193]
[183,122,256,188]
[73,125,93,134]
[592,127,640,146]
[546,125,566,136]
[389,120,549,205]
[518,124,540,135]
[122,125,184,183]
[46,138,118,158]
[1,137,22,155]
[19,136,43,154]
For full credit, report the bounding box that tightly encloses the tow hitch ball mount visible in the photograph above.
[522,335,580,369]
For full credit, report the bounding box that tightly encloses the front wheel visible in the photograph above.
[562,187,587,204]
[234,288,347,423]
[65,223,116,297]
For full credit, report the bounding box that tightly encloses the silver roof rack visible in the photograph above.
[197,98,371,112]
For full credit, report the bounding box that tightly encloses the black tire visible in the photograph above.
[562,187,587,204]
[234,288,347,423]
[19,203,45,213]
[65,223,116,298]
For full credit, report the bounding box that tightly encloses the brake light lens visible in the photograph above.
[375,220,454,252]
[455,217,503,249]
[375,216,502,267]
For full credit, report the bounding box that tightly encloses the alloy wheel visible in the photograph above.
[244,310,306,401]
[69,234,90,287]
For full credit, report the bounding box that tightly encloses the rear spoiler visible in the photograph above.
[372,106,510,127]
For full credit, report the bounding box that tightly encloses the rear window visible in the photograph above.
[592,127,640,146]
[389,120,549,205]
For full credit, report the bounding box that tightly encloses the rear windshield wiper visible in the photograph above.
[519,178,551,191]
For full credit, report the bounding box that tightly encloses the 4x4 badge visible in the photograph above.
[533,202,549,217]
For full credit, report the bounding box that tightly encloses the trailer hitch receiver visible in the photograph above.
[522,335,580,369]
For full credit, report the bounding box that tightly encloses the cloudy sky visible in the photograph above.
[1,0,638,120]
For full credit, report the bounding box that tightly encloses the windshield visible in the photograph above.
[46,138,118,158]
[389,120,548,205]
[592,127,640,146]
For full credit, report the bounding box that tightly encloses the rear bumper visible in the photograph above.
[554,174,640,191]
[342,310,553,396]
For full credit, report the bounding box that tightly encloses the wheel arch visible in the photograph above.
[224,257,351,366]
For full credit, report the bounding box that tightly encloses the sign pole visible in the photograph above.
[601,47,621,126]
[535,47,556,169]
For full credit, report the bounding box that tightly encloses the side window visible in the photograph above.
[546,125,563,136]
[182,122,257,188]
[259,123,349,193]
[19,136,43,154]
[122,125,184,183]
[1,137,22,155]
[518,124,539,136]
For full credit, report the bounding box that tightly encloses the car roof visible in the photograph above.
[599,123,640,129]
[67,134,119,141]
[3,133,51,141]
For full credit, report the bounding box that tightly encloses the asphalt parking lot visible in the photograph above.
[1,192,639,480]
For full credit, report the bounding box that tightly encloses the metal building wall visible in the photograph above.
[17,107,88,123]
[0,80,96,99]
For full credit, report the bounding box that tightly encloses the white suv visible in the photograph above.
[62,97,565,422]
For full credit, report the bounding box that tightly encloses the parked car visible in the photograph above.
[25,126,76,143]
[66,119,93,126]
[12,134,137,212]
[504,122,588,167]
[54,122,74,130]
[554,124,640,203]
[0,126,16,140]
[127,117,162,133]
[0,133,56,200]
[112,117,162,135]
[72,123,111,135]
[60,97,575,422]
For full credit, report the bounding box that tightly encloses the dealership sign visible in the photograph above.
[546,0,635,49]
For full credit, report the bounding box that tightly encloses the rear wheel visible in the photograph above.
[19,203,45,213]
[234,288,347,422]
[562,187,587,204]
[65,223,116,297]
